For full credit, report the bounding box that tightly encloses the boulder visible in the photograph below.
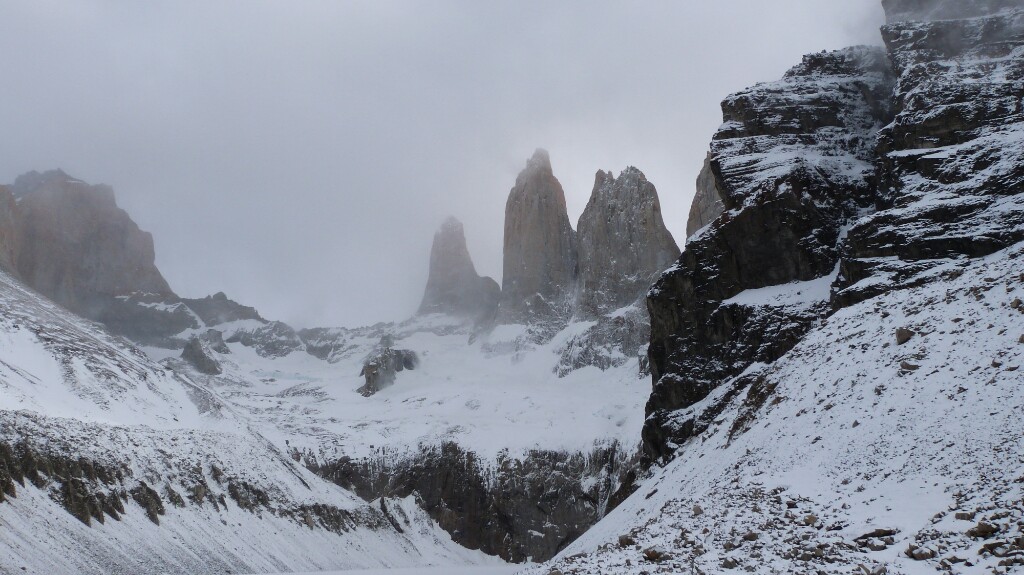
[357,336,419,396]
[181,336,222,375]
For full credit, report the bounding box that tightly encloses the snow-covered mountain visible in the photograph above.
[0,264,499,574]
[0,149,677,567]
[3,1,1022,573]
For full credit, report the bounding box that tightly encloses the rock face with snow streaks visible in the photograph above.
[418,217,500,321]
[882,0,1022,22]
[497,149,577,324]
[645,46,897,462]
[575,167,679,319]
[836,3,1024,306]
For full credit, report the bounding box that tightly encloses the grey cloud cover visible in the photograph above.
[0,0,884,327]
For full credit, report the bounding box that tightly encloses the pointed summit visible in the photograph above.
[418,216,499,320]
[576,166,679,317]
[497,150,576,323]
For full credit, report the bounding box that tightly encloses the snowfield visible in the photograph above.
[527,245,1024,574]
[155,312,648,469]
[0,267,508,575]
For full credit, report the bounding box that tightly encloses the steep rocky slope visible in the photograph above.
[531,243,1024,575]
[646,45,896,461]
[838,2,1024,305]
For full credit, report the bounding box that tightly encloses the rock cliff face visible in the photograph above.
[418,217,500,321]
[645,46,896,461]
[837,4,1024,305]
[685,153,726,238]
[645,0,1024,464]
[575,167,679,319]
[882,0,1022,22]
[308,441,636,563]
[497,150,577,324]
[10,170,186,342]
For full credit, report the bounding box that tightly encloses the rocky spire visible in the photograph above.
[685,153,726,239]
[496,149,577,323]
[418,216,500,319]
[576,167,679,318]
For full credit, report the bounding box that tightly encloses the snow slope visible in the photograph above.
[0,267,503,575]
[164,313,647,465]
[527,244,1024,575]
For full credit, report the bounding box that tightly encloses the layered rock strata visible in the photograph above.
[645,46,897,462]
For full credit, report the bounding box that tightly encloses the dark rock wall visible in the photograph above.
[645,0,1024,465]
[308,442,638,563]
[645,46,896,462]
[837,5,1024,305]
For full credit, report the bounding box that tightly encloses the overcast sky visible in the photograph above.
[0,1,885,328]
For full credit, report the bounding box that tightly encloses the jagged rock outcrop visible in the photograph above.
[497,150,577,324]
[357,336,419,396]
[181,292,264,327]
[836,3,1024,305]
[418,217,500,321]
[182,335,223,375]
[308,441,637,562]
[645,46,896,462]
[226,321,305,358]
[685,153,727,238]
[882,0,1022,22]
[575,167,679,319]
